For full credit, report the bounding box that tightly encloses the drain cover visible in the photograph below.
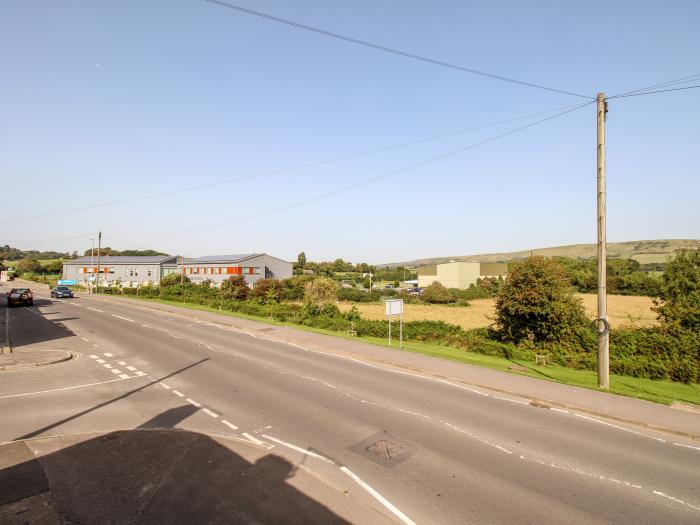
[366,440,402,459]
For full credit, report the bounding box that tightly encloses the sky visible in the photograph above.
[1,0,698,264]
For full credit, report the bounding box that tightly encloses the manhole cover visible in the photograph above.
[366,440,401,459]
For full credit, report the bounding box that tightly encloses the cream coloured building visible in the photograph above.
[417,261,507,289]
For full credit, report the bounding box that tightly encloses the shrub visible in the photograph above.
[14,258,43,275]
[422,282,454,304]
[160,273,189,286]
[304,277,339,308]
[494,256,588,343]
[337,288,378,302]
[251,279,284,302]
[220,275,249,301]
[281,275,315,301]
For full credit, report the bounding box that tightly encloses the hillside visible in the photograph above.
[384,239,700,268]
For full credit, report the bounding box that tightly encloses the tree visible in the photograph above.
[654,249,700,332]
[422,282,454,304]
[251,279,284,302]
[494,256,587,343]
[220,275,249,301]
[304,277,339,307]
[160,273,190,286]
[42,260,63,274]
[14,258,43,275]
[297,252,306,268]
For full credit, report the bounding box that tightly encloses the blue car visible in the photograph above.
[51,286,74,299]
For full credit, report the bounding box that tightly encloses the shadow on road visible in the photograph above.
[0,427,351,524]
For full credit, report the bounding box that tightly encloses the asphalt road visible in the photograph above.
[1,286,699,524]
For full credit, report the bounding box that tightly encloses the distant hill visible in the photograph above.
[383,239,700,268]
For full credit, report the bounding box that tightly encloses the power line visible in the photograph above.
[611,72,700,98]
[608,84,700,99]
[116,101,594,239]
[0,102,584,225]
[200,0,593,100]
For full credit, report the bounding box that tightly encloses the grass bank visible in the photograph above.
[121,295,700,406]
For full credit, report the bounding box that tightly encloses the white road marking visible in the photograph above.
[81,337,90,342]
[103,352,113,357]
[160,383,171,389]
[92,344,99,348]
[550,407,569,414]
[96,359,106,364]
[673,442,700,452]
[86,306,103,312]
[186,398,201,407]
[203,408,219,418]
[262,435,335,464]
[340,466,416,525]
[574,413,666,442]
[0,377,134,399]
[135,371,146,377]
[221,419,239,431]
[118,361,127,366]
[103,364,113,369]
[653,490,700,512]
[119,374,130,379]
[126,365,137,371]
[88,355,98,359]
[241,433,273,448]
[492,395,529,405]
[111,369,122,374]
[111,314,134,323]
[172,390,185,397]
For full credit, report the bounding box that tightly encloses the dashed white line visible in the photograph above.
[81,337,90,342]
[574,413,666,442]
[203,408,219,418]
[126,365,137,371]
[86,306,103,313]
[119,374,130,379]
[221,419,239,431]
[160,383,171,389]
[96,359,106,364]
[92,344,99,348]
[135,371,146,377]
[653,490,700,512]
[172,390,185,397]
[262,435,335,464]
[110,369,122,375]
[103,352,114,357]
[492,395,529,405]
[118,361,127,366]
[111,314,134,323]
[340,466,416,525]
[88,355,98,359]
[186,398,201,407]
[103,364,113,369]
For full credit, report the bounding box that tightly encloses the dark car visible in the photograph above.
[51,286,74,299]
[7,288,33,307]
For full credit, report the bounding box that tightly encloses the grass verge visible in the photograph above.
[107,295,700,406]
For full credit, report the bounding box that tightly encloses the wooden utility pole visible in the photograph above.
[596,93,609,389]
[95,231,102,294]
[180,255,185,285]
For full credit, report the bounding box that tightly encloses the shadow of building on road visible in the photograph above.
[0,426,351,524]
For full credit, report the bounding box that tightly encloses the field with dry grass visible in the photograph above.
[338,293,657,330]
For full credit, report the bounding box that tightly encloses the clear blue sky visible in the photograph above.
[1,0,698,263]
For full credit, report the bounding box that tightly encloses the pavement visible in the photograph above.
[90,292,700,440]
[1,283,699,524]
[0,429,383,524]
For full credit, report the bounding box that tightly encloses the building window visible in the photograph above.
[148,268,152,277]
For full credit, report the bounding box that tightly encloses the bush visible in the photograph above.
[422,282,454,304]
[304,277,339,308]
[494,257,588,343]
[337,288,379,302]
[14,258,43,275]
[281,275,315,301]
[220,275,249,301]
[251,279,284,302]
[160,273,189,286]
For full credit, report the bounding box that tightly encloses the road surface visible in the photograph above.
[1,286,699,524]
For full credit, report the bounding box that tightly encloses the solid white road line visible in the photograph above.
[261,435,335,464]
[340,466,416,525]
[221,419,239,431]
[172,390,185,397]
[186,398,201,407]
[574,413,666,442]
[103,352,114,357]
[241,433,273,448]
[550,407,570,414]
[673,442,700,452]
[160,383,171,389]
[111,314,134,323]
[0,377,134,399]
[203,408,219,418]
[86,306,103,313]
[126,365,137,371]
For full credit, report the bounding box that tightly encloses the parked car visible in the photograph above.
[7,288,33,307]
[408,287,423,296]
[51,286,74,299]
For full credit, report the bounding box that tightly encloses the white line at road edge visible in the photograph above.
[0,377,136,399]
[241,432,273,449]
[673,442,700,452]
[574,413,666,442]
[86,306,103,313]
[340,466,416,525]
[111,314,135,323]
[262,435,335,464]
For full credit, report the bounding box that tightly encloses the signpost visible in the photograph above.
[385,299,404,348]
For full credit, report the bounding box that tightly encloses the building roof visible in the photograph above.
[183,254,258,264]
[66,255,177,265]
